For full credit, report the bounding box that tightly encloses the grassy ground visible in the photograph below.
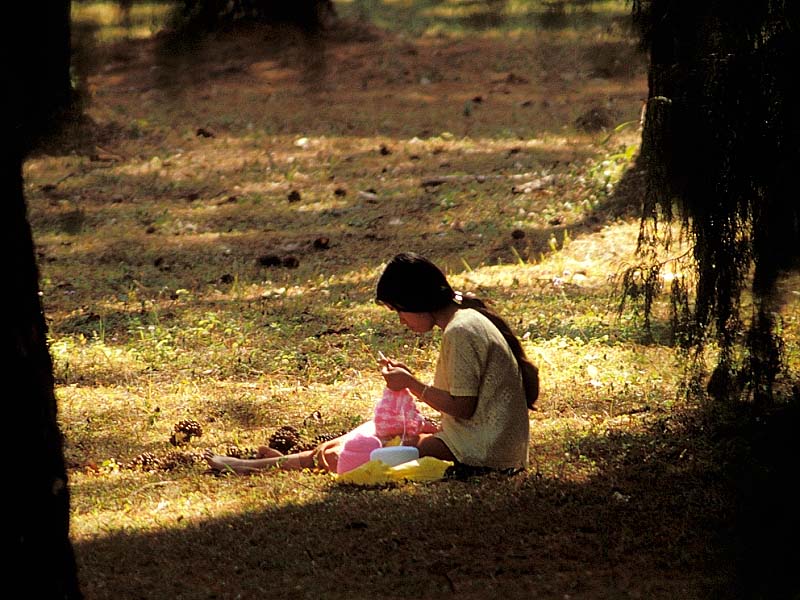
[26,1,800,598]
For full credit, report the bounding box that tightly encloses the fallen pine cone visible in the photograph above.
[170,419,203,446]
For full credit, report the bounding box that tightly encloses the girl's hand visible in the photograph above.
[377,351,410,373]
[380,364,415,391]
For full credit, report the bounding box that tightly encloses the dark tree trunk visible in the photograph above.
[4,151,82,600]
[11,1,73,153]
[5,2,82,596]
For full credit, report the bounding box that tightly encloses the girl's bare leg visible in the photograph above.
[204,449,314,475]
[205,421,381,475]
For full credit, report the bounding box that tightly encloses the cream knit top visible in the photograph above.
[432,308,530,469]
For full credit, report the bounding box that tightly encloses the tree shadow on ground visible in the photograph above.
[41,7,646,158]
[71,398,800,599]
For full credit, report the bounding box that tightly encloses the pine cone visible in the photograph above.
[294,431,343,452]
[161,450,199,471]
[268,425,302,454]
[312,432,342,445]
[223,445,258,459]
[183,449,207,463]
[127,452,161,471]
[293,440,317,453]
[223,445,245,458]
[170,419,203,446]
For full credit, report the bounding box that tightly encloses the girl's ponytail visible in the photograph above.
[459,295,539,409]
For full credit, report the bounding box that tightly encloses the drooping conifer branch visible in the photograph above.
[628,0,800,402]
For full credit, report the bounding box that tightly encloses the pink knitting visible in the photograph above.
[373,387,424,439]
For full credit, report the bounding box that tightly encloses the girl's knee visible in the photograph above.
[310,438,339,471]
[417,436,456,461]
[321,448,339,473]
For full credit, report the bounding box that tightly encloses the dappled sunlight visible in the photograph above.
[51,335,148,384]
[73,1,171,41]
[31,4,763,598]
[27,4,795,598]
[534,335,679,416]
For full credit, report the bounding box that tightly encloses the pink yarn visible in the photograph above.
[373,387,424,439]
[336,434,382,474]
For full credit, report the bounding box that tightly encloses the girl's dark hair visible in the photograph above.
[376,252,539,409]
[375,252,455,312]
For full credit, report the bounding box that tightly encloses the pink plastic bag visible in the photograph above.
[373,387,424,439]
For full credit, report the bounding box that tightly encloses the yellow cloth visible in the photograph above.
[337,456,453,486]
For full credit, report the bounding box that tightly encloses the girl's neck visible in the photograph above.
[432,302,460,330]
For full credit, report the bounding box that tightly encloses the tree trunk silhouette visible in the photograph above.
[5,2,82,597]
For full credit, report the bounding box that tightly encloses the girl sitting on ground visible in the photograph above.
[205,251,538,474]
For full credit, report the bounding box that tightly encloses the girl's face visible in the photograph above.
[396,310,435,333]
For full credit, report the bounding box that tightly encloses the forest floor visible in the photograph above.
[25,1,800,598]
